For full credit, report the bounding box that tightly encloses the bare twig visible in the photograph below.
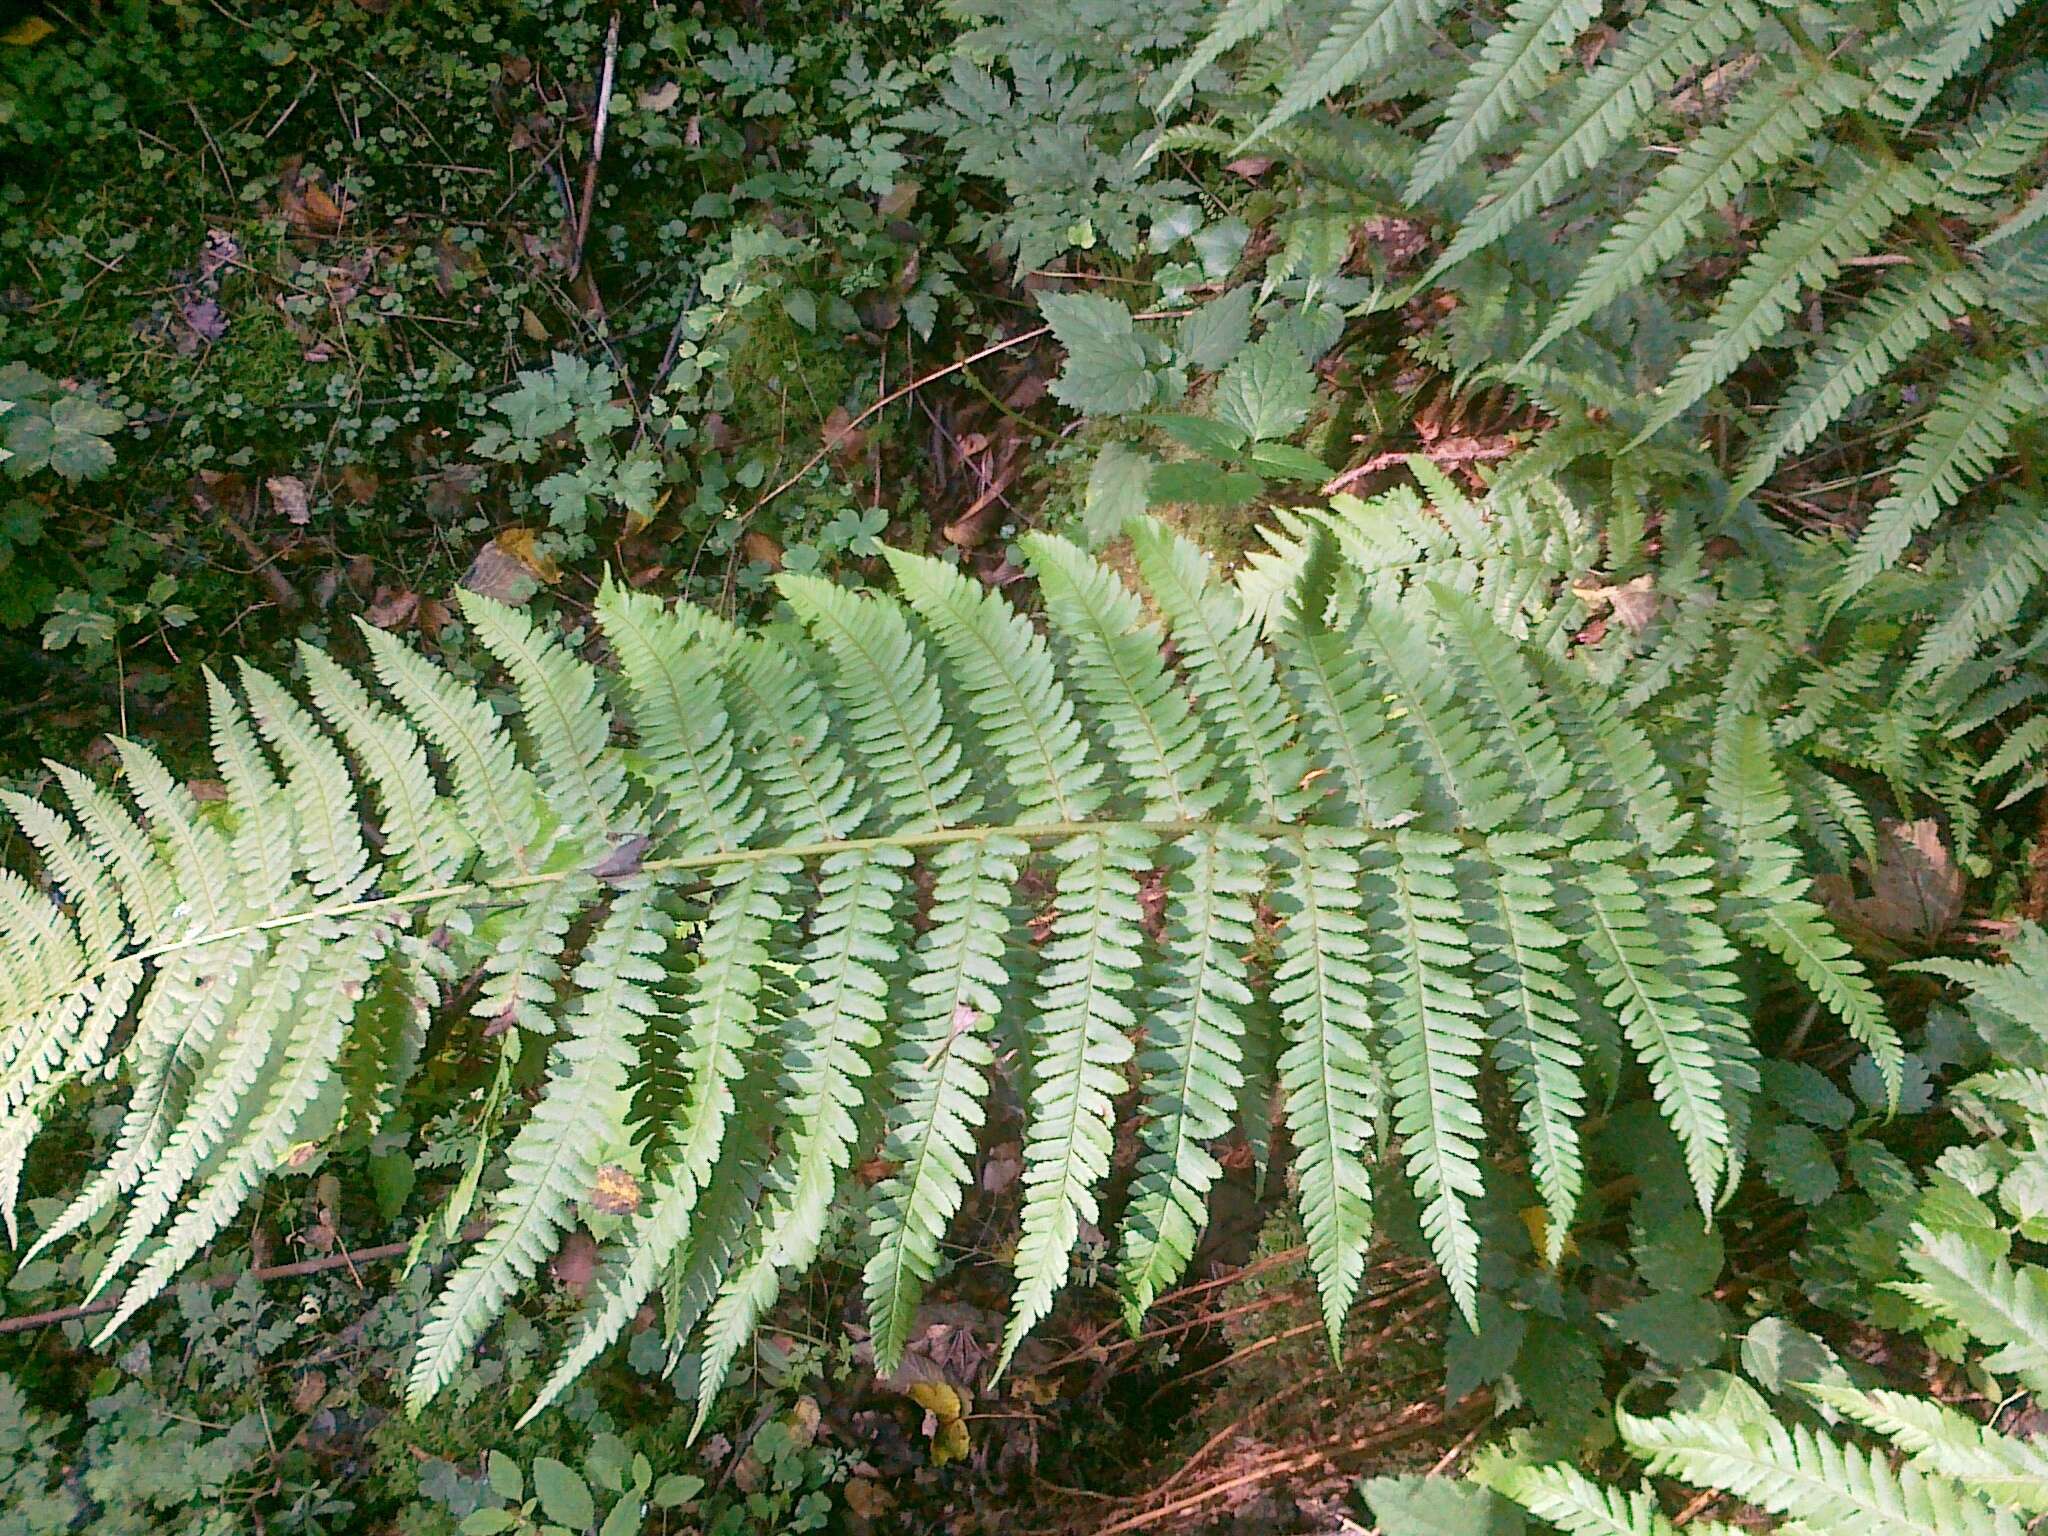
[742,307,1194,522]
[0,1223,489,1336]
[570,9,622,281]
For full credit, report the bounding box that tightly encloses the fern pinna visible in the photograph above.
[0,515,1880,1424]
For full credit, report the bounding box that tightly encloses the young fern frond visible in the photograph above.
[0,522,1873,1424]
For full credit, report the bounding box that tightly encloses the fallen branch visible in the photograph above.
[569,9,622,281]
[0,1222,488,1337]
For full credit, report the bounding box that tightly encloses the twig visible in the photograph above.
[570,10,622,281]
[741,307,1194,522]
[0,1223,489,1336]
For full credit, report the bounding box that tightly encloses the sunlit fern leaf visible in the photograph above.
[1731,264,1985,500]
[0,517,1867,1426]
[1275,827,1381,1350]
[1403,0,1604,201]
[406,878,675,1412]
[1898,1228,2048,1391]
[1831,354,2033,603]
[1621,1398,2021,1536]
[1635,155,1935,445]
[1377,830,1487,1320]
[863,834,1023,1371]
[998,827,1148,1376]
[1119,826,1262,1321]
[690,845,907,1426]
[1807,1382,2048,1513]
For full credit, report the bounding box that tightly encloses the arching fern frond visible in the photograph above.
[0,517,1871,1426]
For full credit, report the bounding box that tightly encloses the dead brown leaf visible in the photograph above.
[1817,819,1965,943]
[267,474,312,525]
[1572,573,1661,633]
[589,1165,642,1216]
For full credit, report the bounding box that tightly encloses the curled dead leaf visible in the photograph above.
[267,474,311,525]
[1572,572,1661,633]
[1815,818,1964,943]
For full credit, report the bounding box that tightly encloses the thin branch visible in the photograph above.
[741,307,1193,521]
[569,9,622,281]
[0,1223,489,1337]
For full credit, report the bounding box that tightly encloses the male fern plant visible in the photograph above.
[0,513,1882,1427]
[1138,0,2047,592]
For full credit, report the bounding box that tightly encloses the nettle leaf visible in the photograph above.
[1039,291,1163,416]
[1214,333,1315,441]
[1083,443,1155,546]
[1177,285,1257,370]
[1249,441,1330,483]
[1761,1123,1841,1205]
[1153,413,1251,458]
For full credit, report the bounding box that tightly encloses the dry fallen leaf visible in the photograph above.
[463,527,560,605]
[267,474,311,525]
[1572,573,1661,633]
[550,1231,599,1297]
[907,1381,971,1466]
[1817,818,1965,943]
[588,1164,642,1216]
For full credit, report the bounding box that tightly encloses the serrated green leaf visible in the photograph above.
[1213,334,1314,442]
[1038,291,1160,416]
[1083,443,1155,546]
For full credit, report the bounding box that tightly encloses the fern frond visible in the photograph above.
[1574,853,1726,1209]
[1482,1460,1682,1536]
[1275,827,1381,1350]
[690,846,907,1425]
[1876,0,2029,129]
[781,574,978,830]
[1530,62,1865,359]
[1155,0,1291,117]
[1707,715,1897,1091]
[1732,264,1986,499]
[1473,835,1586,1264]
[1128,517,1313,819]
[1831,355,2032,602]
[1430,0,1767,275]
[1622,1400,2020,1536]
[1377,831,1486,1320]
[864,835,1024,1370]
[1636,156,1934,444]
[1899,1228,2048,1390]
[1120,827,1262,1321]
[1024,531,1223,820]
[1404,0,1604,200]
[1807,1383,2048,1513]
[1241,0,1454,148]
[886,548,1106,823]
[406,880,673,1412]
